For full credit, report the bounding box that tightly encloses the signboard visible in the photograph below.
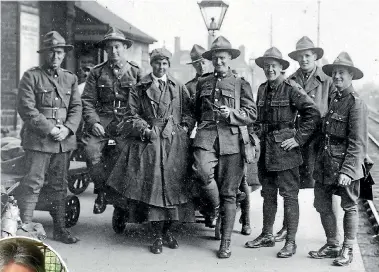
[19,6,40,79]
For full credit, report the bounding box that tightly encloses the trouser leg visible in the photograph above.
[15,150,51,223]
[192,148,220,211]
[314,182,339,245]
[340,181,360,247]
[277,168,300,242]
[239,176,251,227]
[218,152,245,241]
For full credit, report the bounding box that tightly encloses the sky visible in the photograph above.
[96,0,379,88]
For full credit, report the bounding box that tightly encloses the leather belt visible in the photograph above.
[39,107,67,119]
[148,117,177,127]
[260,122,294,133]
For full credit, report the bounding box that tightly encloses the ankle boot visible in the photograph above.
[93,191,107,214]
[245,233,275,248]
[277,240,297,258]
[217,239,231,258]
[333,246,353,266]
[50,200,79,244]
[309,243,341,259]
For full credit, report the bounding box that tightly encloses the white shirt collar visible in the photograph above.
[151,73,167,83]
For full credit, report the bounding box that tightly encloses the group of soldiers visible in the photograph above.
[15,25,368,266]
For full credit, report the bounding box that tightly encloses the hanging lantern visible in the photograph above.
[198,0,229,33]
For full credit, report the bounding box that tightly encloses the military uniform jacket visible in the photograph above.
[314,85,368,184]
[289,66,335,117]
[185,74,201,99]
[17,66,82,153]
[256,76,320,171]
[193,70,257,155]
[81,59,141,130]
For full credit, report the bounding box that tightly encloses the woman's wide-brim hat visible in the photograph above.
[255,47,290,70]
[37,31,73,53]
[288,36,324,61]
[322,52,363,80]
[186,44,207,64]
[96,26,133,49]
[202,36,240,60]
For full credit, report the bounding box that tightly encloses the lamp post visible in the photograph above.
[197,0,229,48]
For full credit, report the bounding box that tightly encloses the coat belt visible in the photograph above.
[39,107,67,119]
[260,122,294,133]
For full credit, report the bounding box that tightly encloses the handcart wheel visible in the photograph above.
[65,195,80,228]
[112,206,127,234]
[215,216,222,240]
[68,173,90,195]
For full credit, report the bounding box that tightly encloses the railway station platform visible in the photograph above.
[34,186,366,272]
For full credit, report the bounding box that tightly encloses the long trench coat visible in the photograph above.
[106,73,195,208]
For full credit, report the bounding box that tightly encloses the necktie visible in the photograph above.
[158,79,165,92]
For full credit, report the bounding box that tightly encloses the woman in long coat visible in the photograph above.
[107,48,195,254]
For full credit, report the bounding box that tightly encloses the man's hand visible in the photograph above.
[50,126,60,136]
[219,105,230,119]
[92,123,105,137]
[338,173,352,186]
[53,125,70,142]
[280,137,299,151]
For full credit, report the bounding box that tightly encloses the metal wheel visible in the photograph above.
[112,206,127,234]
[65,195,80,228]
[215,216,222,240]
[68,173,90,195]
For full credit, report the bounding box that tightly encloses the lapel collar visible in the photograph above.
[337,84,354,98]
[167,74,178,101]
[144,74,161,103]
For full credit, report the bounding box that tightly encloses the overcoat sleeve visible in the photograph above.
[64,74,82,134]
[290,82,321,145]
[228,78,257,126]
[340,98,368,180]
[82,69,100,127]
[17,70,55,136]
[180,84,196,131]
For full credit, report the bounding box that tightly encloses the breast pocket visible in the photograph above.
[35,87,54,107]
[220,89,235,108]
[97,78,114,102]
[329,113,348,138]
[270,100,292,122]
[119,80,136,100]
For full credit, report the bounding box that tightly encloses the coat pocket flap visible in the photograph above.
[97,78,113,87]
[120,80,136,87]
[273,128,295,143]
[199,87,213,97]
[257,100,265,107]
[35,87,54,93]
[230,126,239,134]
[331,113,347,122]
[221,89,235,98]
[329,144,346,158]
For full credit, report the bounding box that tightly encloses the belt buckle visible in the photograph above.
[52,107,59,119]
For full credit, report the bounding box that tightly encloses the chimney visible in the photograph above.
[239,45,245,60]
[174,37,181,53]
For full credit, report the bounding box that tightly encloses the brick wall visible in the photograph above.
[1,1,19,130]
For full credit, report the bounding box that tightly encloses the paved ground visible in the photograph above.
[35,187,365,272]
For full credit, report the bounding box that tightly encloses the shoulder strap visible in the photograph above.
[234,77,241,110]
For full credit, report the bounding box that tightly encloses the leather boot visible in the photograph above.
[150,238,163,254]
[333,246,353,266]
[308,243,341,259]
[274,226,287,242]
[245,233,275,248]
[201,181,220,228]
[93,191,107,214]
[217,239,231,258]
[239,179,251,236]
[277,240,297,258]
[50,200,79,244]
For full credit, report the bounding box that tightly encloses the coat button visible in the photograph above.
[326,121,329,125]
[216,121,219,123]
[218,78,221,81]
[330,110,333,113]
[215,99,218,102]
[215,88,219,91]
[44,90,47,92]
[171,131,175,135]
[129,83,132,86]
[114,109,117,113]
[57,120,60,123]
[334,99,338,102]
[311,94,315,98]
[55,97,58,100]
[324,146,328,150]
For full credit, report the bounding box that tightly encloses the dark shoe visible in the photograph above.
[333,246,353,266]
[277,241,297,258]
[93,192,107,214]
[241,224,252,236]
[308,244,341,259]
[274,228,287,242]
[53,228,79,244]
[217,239,231,258]
[150,238,163,254]
[245,233,275,248]
[204,206,220,228]
[164,233,179,249]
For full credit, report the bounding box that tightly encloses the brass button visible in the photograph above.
[44,90,47,92]
[324,146,328,150]
[330,110,333,113]
[55,97,58,100]
[57,120,60,123]
[171,131,175,135]
[215,99,218,102]
[334,99,338,102]
[311,94,315,98]
[326,121,329,125]
[215,88,219,91]
[216,121,219,123]
[114,109,117,113]
[218,78,221,81]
